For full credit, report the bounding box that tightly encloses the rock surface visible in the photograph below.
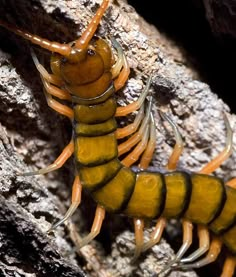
[0,0,235,276]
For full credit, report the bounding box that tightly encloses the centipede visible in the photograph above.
[0,0,236,276]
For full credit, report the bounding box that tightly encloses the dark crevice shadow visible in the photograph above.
[128,0,236,113]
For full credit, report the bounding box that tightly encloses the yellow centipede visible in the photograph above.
[0,1,236,276]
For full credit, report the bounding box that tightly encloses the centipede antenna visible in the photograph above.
[75,0,109,49]
[0,20,71,56]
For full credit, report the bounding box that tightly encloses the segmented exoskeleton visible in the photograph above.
[1,1,236,276]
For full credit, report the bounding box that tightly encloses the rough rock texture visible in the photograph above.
[0,0,236,277]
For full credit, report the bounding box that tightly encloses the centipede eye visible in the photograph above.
[87,49,96,56]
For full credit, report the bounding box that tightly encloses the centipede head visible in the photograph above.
[0,0,112,93]
[57,0,112,84]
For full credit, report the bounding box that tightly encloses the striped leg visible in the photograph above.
[180,237,222,270]
[181,224,210,263]
[159,111,184,170]
[139,113,157,169]
[31,49,74,119]
[19,139,74,176]
[115,76,152,117]
[111,38,130,91]
[220,256,236,277]
[118,101,151,157]
[132,219,145,262]
[199,113,233,174]
[47,175,82,232]
[159,220,193,275]
[78,205,105,249]
[115,105,144,139]
[225,178,236,189]
[142,218,167,252]
[30,49,63,87]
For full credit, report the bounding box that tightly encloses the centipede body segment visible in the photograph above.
[0,0,236,276]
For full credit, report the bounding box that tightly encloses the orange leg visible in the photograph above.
[78,205,105,249]
[112,37,130,91]
[118,108,150,156]
[181,224,210,263]
[139,113,156,169]
[160,220,193,274]
[226,178,236,189]
[180,236,222,269]
[115,76,152,117]
[142,218,167,252]
[19,140,74,176]
[132,218,144,262]
[41,78,71,101]
[111,38,126,79]
[121,122,149,167]
[30,45,73,119]
[31,49,72,103]
[220,256,236,277]
[199,113,233,174]
[159,111,184,170]
[44,91,74,119]
[30,49,63,87]
[115,105,144,139]
[47,175,82,232]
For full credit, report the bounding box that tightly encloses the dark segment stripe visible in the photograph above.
[75,118,117,137]
[91,167,136,213]
[162,171,192,219]
[210,185,236,234]
[79,158,122,191]
[184,174,225,225]
[123,172,166,220]
[74,133,118,166]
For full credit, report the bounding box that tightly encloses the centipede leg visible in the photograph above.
[121,121,150,167]
[111,38,130,91]
[132,218,144,262]
[19,140,74,176]
[31,48,72,102]
[115,76,152,117]
[118,98,152,157]
[199,113,233,174]
[180,236,222,270]
[47,175,82,232]
[30,48,63,87]
[142,218,167,252]
[220,256,236,277]
[78,205,105,249]
[115,105,144,139]
[31,49,74,118]
[226,178,236,189]
[159,220,193,274]
[44,90,74,119]
[181,224,210,263]
[159,111,184,170]
[139,113,157,169]
[111,38,126,79]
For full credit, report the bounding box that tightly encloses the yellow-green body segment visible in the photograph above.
[73,93,236,256]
